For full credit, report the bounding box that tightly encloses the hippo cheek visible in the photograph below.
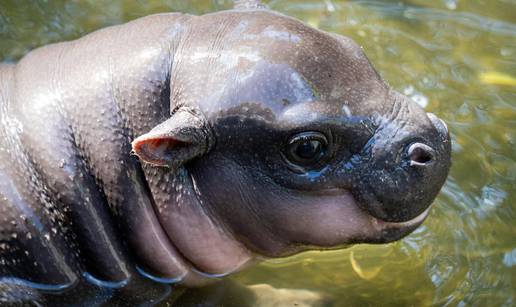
[188,157,429,259]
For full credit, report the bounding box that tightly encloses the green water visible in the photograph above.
[1,0,515,306]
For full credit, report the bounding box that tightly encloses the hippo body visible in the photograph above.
[0,2,451,304]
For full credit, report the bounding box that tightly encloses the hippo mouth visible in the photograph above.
[271,188,431,254]
[327,188,431,244]
[363,204,431,243]
[351,189,432,241]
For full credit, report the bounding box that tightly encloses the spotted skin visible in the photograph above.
[0,4,450,304]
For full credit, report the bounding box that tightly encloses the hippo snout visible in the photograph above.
[352,102,452,223]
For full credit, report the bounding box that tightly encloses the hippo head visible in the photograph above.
[132,10,451,282]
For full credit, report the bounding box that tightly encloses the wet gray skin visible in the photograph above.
[0,0,450,298]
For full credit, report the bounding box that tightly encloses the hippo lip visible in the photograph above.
[266,187,430,257]
[370,205,431,231]
[346,187,432,229]
[356,194,432,243]
[301,187,431,246]
[320,187,431,226]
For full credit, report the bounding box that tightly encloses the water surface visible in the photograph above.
[1,0,515,306]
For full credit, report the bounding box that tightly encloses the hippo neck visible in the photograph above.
[95,16,257,279]
[102,18,255,280]
[141,164,255,279]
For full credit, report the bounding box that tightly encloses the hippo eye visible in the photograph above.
[284,132,328,168]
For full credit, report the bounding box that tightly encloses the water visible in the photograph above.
[1,0,515,305]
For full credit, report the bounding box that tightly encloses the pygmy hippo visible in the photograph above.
[0,0,451,303]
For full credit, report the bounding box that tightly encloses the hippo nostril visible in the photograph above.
[408,143,434,166]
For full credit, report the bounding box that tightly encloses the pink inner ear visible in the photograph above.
[132,136,182,166]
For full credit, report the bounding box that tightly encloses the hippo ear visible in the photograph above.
[131,107,213,168]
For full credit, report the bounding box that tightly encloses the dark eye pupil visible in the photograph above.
[284,131,328,169]
[295,140,321,160]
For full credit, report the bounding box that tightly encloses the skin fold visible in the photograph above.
[0,1,451,304]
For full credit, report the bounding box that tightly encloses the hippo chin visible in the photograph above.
[0,0,451,298]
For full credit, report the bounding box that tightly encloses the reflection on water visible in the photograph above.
[1,0,515,305]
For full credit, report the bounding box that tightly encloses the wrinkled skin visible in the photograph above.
[0,2,451,303]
